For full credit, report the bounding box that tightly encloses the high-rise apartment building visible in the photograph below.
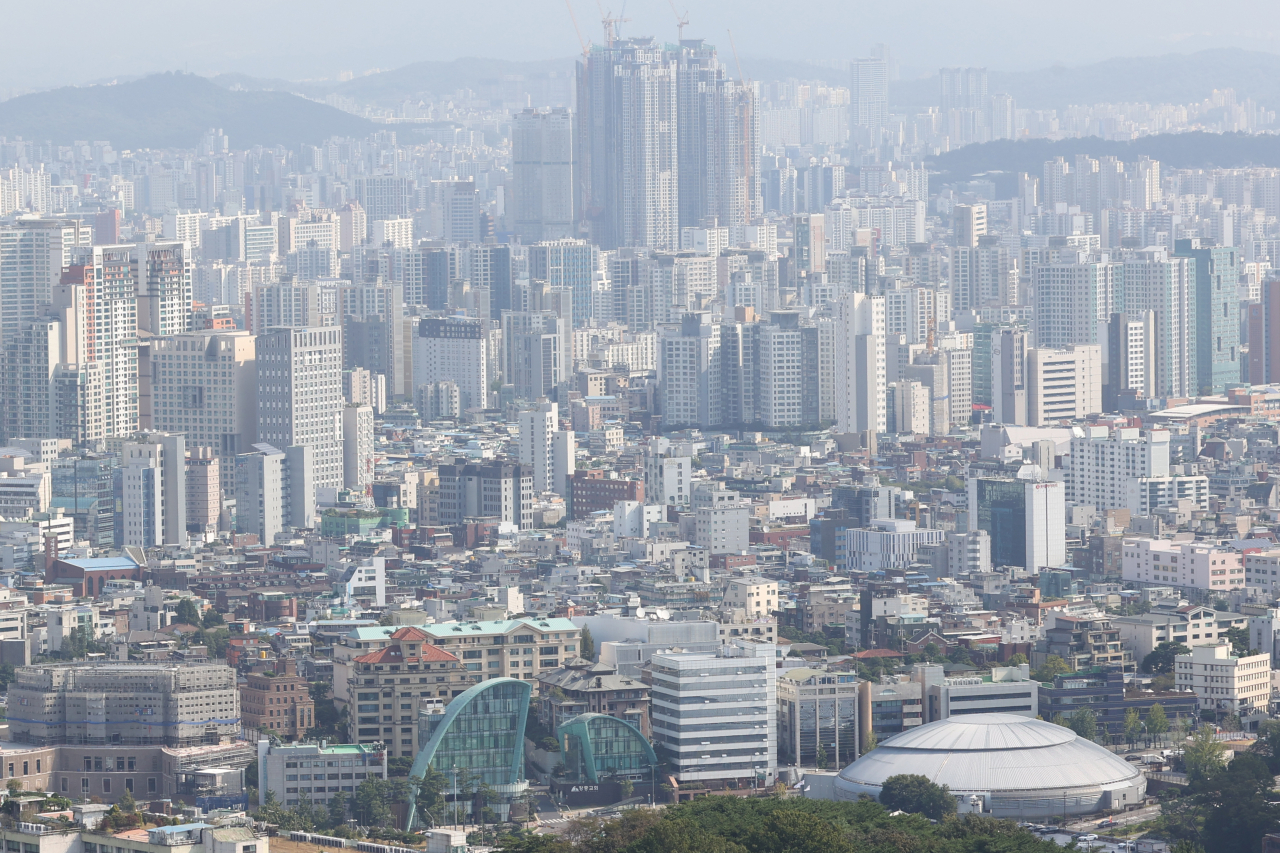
[502,310,567,401]
[518,400,574,497]
[411,316,488,412]
[1121,248,1194,398]
[0,219,88,337]
[256,327,344,493]
[527,240,597,327]
[834,293,886,434]
[512,108,575,242]
[849,57,889,133]
[1174,238,1239,395]
[133,241,192,337]
[435,460,533,529]
[120,433,187,549]
[577,38,680,251]
[1034,254,1118,348]
[150,330,257,495]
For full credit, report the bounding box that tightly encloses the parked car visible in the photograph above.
[1077,834,1099,842]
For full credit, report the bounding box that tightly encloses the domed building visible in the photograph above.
[834,713,1145,818]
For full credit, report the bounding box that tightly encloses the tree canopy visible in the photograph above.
[878,774,958,820]
[1142,641,1190,674]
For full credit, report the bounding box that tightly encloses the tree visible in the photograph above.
[118,789,136,814]
[1033,655,1071,682]
[815,746,828,770]
[1068,708,1098,742]
[1250,718,1280,772]
[862,730,878,753]
[387,756,413,777]
[1051,713,1069,728]
[1197,752,1280,853]
[201,608,224,628]
[327,791,348,829]
[1221,711,1241,733]
[354,778,391,826]
[878,774,958,820]
[5,779,19,795]
[920,643,942,662]
[1146,704,1170,743]
[580,626,595,661]
[174,598,201,626]
[1183,725,1227,784]
[1222,627,1251,658]
[0,664,15,690]
[1123,707,1144,748]
[1005,653,1028,667]
[947,646,973,665]
[1143,641,1190,675]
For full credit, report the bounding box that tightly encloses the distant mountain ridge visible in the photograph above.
[0,73,373,149]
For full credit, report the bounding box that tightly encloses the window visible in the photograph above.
[149,778,157,793]
[102,778,111,793]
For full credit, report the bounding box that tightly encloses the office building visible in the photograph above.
[256,327,344,493]
[846,519,945,572]
[969,474,1065,570]
[518,400,574,497]
[527,239,596,327]
[1033,256,1118,348]
[1121,537,1245,593]
[151,330,257,495]
[8,662,239,747]
[1064,427,1170,510]
[848,57,889,135]
[435,460,534,529]
[647,641,777,787]
[778,668,860,767]
[694,503,750,554]
[240,660,315,743]
[513,108,575,242]
[1175,643,1270,716]
[502,310,567,401]
[914,663,1037,723]
[257,740,387,808]
[234,443,313,543]
[185,446,221,543]
[1026,345,1102,425]
[1121,249,1195,399]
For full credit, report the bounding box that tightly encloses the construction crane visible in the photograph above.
[727,28,746,82]
[564,0,589,58]
[596,1,630,47]
[667,0,690,42]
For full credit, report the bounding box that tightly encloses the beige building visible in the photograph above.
[1174,642,1271,714]
[8,662,240,748]
[723,577,779,616]
[1026,345,1102,425]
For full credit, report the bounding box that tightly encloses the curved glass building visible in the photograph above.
[558,713,657,783]
[408,677,531,828]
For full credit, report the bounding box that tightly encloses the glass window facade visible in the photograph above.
[559,713,657,783]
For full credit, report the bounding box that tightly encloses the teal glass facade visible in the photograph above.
[558,713,657,783]
[407,677,531,828]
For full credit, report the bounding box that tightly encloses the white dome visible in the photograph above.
[835,713,1145,818]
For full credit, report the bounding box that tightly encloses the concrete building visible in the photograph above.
[647,641,777,787]
[644,443,692,508]
[1065,427,1169,510]
[914,663,1037,722]
[412,316,488,413]
[1175,643,1270,715]
[240,660,315,743]
[969,474,1066,570]
[256,327,344,493]
[120,433,187,549]
[150,330,257,495]
[846,520,945,572]
[694,504,750,555]
[518,400,574,497]
[1121,537,1245,594]
[778,668,860,767]
[723,578,778,617]
[185,447,220,543]
[435,460,534,530]
[1115,605,1247,663]
[1026,345,1102,425]
[134,241,193,337]
[834,293,887,435]
[257,740,387,808]
[341,404,375,491]
[513,109,576,243]
[7,662,240,747]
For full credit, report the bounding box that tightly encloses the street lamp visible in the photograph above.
[451,765,459,831]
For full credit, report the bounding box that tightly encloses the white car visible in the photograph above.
[1077,834,1099,842]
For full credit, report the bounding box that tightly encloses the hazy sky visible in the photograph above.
[8,0,1280,90]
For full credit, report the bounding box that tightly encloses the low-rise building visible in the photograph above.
[256,740,387,808]
[1113,605,1247,663]
[914,662,1038,722]
[239,660,315,742]
[536,657,651,735]
[1121,537,1245,594]
[1175,642,1271,716]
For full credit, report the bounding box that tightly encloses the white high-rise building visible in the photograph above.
[411,316,488,412]
[577,38,680,251]
[342,404,375,491]
[1064,426,1170,510]
[645,440,692,508]
[151,330,257,495]
[757,314,804,428]
[257,327,345,494]
[1026,345,1102,425]
[368,218,414,250]
[502,310,567,401]
[1121,248,1195,399]
[849,57,889,132]
[991,327,1028,425]
[648,641,777,786]
[1033,255,1119,348]
[120,433,187,548]
[518,400,574,497]
[512,108,575,243]
[834,292,886,434]
[133,241,193,337]
[0,219,88,337]
[73,246,139,439]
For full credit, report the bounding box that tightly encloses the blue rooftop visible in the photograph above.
[58,557,138,569]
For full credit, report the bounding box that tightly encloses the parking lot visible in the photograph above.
[1018,823,1167,853]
